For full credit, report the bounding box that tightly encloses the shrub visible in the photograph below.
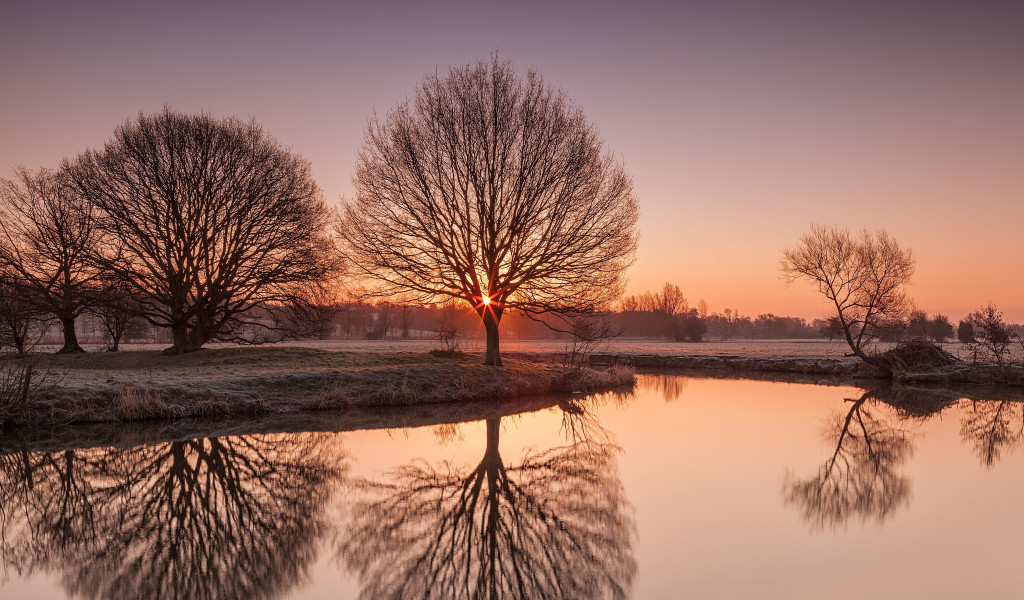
[967,303,1014,369]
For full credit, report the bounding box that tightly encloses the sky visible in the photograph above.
[2,0,1022,321]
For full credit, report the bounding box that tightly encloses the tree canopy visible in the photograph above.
[340,56,639,365]
[67,108,339,354]
[781,224,914,365]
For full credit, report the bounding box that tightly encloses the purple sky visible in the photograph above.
[3,0,1023,320]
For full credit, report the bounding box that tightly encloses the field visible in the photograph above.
[41,337,1013,363]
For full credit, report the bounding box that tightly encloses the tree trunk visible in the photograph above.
[12,335,27,359]
[165,320,199,355]
[482,310,502,367]
[56,316,85,354]
[188,323,208,350]
[187,310,219,349]
[838,314,888,372]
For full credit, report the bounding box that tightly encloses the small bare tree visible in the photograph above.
[88,277,147,351]
[339,56,639,366]
[435,300,465,353]
[560,312,620,370]
[0,167,104,353]
[966,303,1014,369]
[0,361,38,427]
[67,108,340,354]
[0,273,47,358]
[398,303,414,339]
[781,224,915,366]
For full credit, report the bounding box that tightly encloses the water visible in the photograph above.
[2,374,1022,599]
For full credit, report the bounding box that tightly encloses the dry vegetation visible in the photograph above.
[0,347,634,428]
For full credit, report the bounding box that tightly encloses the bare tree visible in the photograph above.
[339,56,639,366]
[66,108,340,354]
[0,361,38,427]
[434,299,466,353]
[398,302,414,339]
[560,311,620,370]
[619,282,688,315]
[781,224,915,366]
[88,276,147,351]
[373,300,395,339]
[0,272,47,357]
[966,303,1014,369]
[0,167,104,353]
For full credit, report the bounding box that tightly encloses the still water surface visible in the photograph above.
[2,375,1022,599]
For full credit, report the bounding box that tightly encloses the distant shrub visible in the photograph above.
[436,301,464,353]
[967,303,1014,369]
[0,361,35,427]
[957,320,975,344]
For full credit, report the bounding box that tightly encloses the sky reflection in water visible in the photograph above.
[2,375,1022,599]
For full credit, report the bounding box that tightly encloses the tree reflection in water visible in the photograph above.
[637,374,688,403]
[783,391,914,531]
[337,415,637,600]
[960,400,1024,467]
[0,433,345,600]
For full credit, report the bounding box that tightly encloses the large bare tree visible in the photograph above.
[781,224,914,366]
[340,57,639,366]
[67,108,340,354]
[0,167,103,353]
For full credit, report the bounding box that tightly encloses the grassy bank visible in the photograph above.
[590,348,1024,386]
[0,347,635,427]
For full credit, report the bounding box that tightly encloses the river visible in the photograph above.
[1,374,1021,599]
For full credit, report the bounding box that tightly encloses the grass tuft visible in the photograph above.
[111,385,182,421]
[549,365,636,393]
[302,382,351,411]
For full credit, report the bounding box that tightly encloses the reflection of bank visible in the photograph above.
[783,385,1024,532]
[337,415,637,600]
[0,433,344,600]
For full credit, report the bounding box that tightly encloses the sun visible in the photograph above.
[481,294,491,306]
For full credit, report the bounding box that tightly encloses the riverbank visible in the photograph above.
[0,347,635,427]
[587,350,1024,387]
[587,352,866,376]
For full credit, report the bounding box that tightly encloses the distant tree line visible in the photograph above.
[610,279,1023,353]
[615,282,838,342]
[617,283,707,341]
